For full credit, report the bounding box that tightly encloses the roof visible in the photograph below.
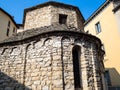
[23,1,85,25]
[0,24,101,45]
[17,24,23,29]
[84,0,111,25]
[0,8,18,28]
[113,4,120,12]
[0,24,80,44]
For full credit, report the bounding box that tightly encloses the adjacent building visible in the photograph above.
[84,0,120,89]
[0,8,18,41]
[0,2,106,90]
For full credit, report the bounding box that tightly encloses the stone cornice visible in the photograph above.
[0,30,102,50]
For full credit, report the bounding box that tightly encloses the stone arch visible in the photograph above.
[74,38,84,48]
[74,38,81,42]
[26,43,33,57]
[10,47,17,54]
[1,48,9,55]
[32,39,43,50]
[72,45,82,89]
[43,38,52,46]
[61,36,70,42]
[61,36,71,47]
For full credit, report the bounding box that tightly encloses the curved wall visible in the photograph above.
[0,32,105,90]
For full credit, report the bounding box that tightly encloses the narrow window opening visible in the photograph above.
[95,22,101,34]
[104,70,111,86]
[13,27,16,33]
[6,21,10,36]
[6,28,9,36]
[59,14,67,24]
[72,45,81,89]
[8,21,10,27]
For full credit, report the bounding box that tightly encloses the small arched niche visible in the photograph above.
[72,45,82,90]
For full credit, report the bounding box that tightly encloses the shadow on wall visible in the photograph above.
[105,68,120,90]
[0,71,31,90]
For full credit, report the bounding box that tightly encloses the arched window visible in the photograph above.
[72,45,82,89]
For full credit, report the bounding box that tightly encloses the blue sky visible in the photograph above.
[0,0,106,24]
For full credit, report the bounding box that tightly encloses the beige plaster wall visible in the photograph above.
[84,2,120,86]
[0,10,17,41]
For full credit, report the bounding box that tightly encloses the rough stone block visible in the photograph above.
[53,88,63,90]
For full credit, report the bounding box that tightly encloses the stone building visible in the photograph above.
[23,2,84,31]
[0,1,105,90]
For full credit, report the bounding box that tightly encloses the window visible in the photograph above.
[8,21,10,27]
[72,45,82,89]
[95,22,101,34]
[6,21,10,36]
[6,28,9,36]
[59,14,67,24]
[104,70,111,86]
[13,27,16,33]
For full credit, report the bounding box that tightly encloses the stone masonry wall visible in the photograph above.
[50,6,79,29]
[24,5,83,30]
[0,34,105,90]
[24,5,51,30]
[0,44,25,90]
